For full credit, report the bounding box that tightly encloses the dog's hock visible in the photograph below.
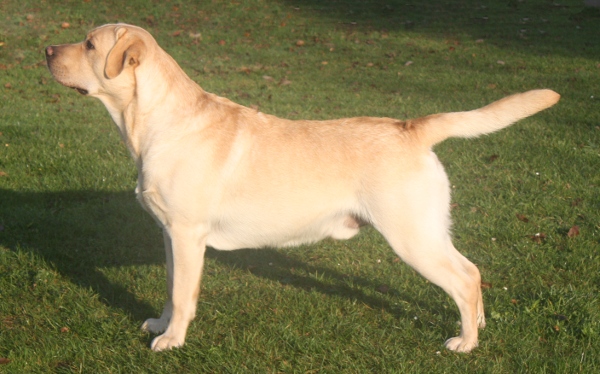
[104,26,145,79]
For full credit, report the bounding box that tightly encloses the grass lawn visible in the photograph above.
[1,0,599,372]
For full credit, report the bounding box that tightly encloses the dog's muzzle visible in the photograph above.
[45,46,89,95]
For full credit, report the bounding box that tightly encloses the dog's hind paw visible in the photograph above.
[141,318,169,334]
[444,336,478,353]
[150,333,184,352]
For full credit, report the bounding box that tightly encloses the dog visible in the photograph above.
[45,23,560,352]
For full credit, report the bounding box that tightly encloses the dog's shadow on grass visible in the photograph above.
[0,188,443,329]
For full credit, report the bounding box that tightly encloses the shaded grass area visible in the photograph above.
[1,0,599,372]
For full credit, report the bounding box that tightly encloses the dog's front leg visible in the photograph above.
[150,224,207,351]
[141,229,174,334]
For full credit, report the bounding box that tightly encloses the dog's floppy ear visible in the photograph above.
[104,26,145,79]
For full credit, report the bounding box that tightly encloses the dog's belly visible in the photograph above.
[205,212,361,250]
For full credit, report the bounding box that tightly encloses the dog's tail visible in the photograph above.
[407,89,560,147]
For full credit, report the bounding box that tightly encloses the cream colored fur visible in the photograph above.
[45,23,560,352]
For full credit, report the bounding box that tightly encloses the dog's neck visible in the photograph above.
[99,47,206,164]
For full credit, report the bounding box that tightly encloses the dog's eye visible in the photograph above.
[86,40,95,50]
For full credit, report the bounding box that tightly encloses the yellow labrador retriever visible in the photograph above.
[45,24,559,352]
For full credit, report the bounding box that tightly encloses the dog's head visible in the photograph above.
[45,24,149,101]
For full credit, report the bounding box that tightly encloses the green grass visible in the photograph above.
[1,0,599,372]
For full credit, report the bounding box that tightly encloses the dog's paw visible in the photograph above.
[477,313,486,329]
[150,333,185,352]
[444,336,478,353]
[141,318,169,334]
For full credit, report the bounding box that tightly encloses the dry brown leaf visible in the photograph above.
[218,40,226,46]
[516,214,529,223]
[0,358,10,365]
[567,226,580,238]
[529,233,546,243]
[61,22,70,29]
[262,75,274,82]
[172,30,183,37]
[481,281,492,289]
[295,40,305,46]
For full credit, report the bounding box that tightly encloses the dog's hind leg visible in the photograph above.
[448,240,486,329]
[368,169,482,352]
[379,221,482,352]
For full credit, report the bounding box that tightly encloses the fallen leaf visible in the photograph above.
[567,226,580,238]
[321,61,328,65]
[61,22,70,29]
[189,32,202,39]
[262,75,274,81]
[553,325,560,332]
[4,83,12,89]
[404,61,413,66]
[489,154,499,162]
[0,358,10,365]
[60,326,69,333]
[366,62,374,67]
[497,60,505,65]
[511,299,518,304]
[516,214,529,223]
[26,14,34,21]
[476,39,484,43]
[529,232,546,244]
[0,171,7,177]
[481,281,492,289]
[279,78,292,86]
[295,40,305,46]
[218,40,226,46]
